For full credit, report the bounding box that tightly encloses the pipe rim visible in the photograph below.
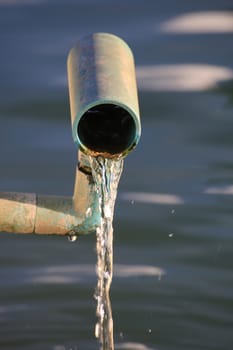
[72,100,141,159]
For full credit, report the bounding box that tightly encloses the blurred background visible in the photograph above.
[0,0,233,349]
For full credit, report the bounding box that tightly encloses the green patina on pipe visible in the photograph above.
[0,190,100,236]
[0,152,100,235]
[0,192,36,234]
[67,32,141,158]
[0,33,141,236]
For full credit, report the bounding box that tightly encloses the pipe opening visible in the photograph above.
[77,104,136,156]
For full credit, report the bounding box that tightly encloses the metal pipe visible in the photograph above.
[67,32,141,158]
[0,33,140,236]
[0,152,100,235]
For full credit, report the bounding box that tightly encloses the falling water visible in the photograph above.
[89,156,123,350]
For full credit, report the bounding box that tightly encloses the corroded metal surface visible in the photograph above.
[35,195,79,235]
[0,189,100,235]
[67,33,141,158]
[0,148,101,235]
[73,151,100,234]
[0,192,36,233]
[0,153,100,235]
[0,33,141,235]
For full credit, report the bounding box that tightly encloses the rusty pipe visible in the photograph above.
[0,151,100,235]
[0,33,140,235]
[67,33,141,159]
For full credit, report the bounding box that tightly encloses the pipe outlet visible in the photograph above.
[67,33,141,159]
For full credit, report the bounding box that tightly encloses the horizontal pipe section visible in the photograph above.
[0,153,100,235]
[0,192,99,235]
[0,192,36,234]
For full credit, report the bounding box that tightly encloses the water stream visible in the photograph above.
[89,156,124,350]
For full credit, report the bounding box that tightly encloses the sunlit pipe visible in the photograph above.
[67,32,141,159]
[0,33,140,236]
[0,151,100,235]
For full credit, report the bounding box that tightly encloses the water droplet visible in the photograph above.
[68,231,78,242]
[131,200,135,205]
[148,328,152,333]
[104,204,112,218]
[168,233,174,238]
[119,331,124,339]
[171,209,175,214]
[95,323,100,339]
[103,271,110,280]
[86,207,92,217]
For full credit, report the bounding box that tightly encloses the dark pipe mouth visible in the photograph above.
[77,104,136,156]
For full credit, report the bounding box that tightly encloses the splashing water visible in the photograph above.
[89,156,123,350]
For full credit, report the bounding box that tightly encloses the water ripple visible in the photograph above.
[136,64,233,92]
[116,342,156,350]
[160,11,233,34]
[121,191,184,205]
[25,264,165,285]
[205,185,233,195]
